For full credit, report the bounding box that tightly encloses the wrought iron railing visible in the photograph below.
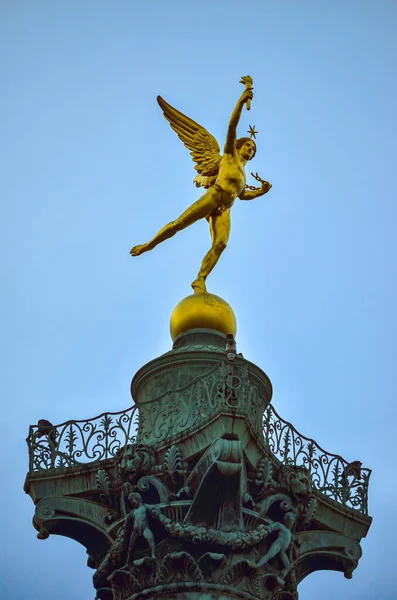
[263,404,371,514]
[26,406,139,472]
[25,368,371,515]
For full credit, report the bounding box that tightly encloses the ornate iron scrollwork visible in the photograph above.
[27,406,139,471]
[263,404,371,514]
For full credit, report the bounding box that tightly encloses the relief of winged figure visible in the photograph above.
[130,77,272,294]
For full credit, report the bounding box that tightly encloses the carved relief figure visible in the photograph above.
[124,492,156,564]
[258,512,296,576]
[93,490,156,593]
[130,76,272,294]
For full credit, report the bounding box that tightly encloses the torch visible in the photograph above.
[240,75,253,110]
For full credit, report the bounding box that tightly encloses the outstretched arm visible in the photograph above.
[224,88,253,155]
[239,180,272,200]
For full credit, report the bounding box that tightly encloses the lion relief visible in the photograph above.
[279,466,313,500]
[116,444,155,482]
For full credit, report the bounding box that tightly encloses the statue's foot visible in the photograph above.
[191,278,207,294]
[130,244,149,256]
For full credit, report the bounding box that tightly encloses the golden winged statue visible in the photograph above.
[130,77,272,294]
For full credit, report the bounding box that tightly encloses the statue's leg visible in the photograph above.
[257,539,283,567]
[144,528,156,558]
[130,187,220,256]
[191,209,231,293]
[280,552,291,576]
[125,532,138,565]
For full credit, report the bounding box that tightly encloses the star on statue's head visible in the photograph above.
[247,125,258,139]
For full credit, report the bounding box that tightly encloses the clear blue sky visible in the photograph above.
[1,1,396,598]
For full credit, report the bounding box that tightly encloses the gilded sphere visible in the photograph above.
[170,293,237,341]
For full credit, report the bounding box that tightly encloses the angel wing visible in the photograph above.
[157,96,222,189]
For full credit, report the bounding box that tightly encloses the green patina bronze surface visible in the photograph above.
[24,330,372,600]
